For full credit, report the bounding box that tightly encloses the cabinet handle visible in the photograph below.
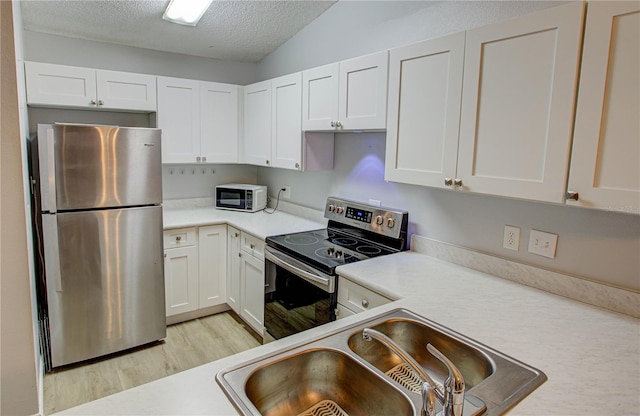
[330,121,336,127]
[98,100,104,106]
[266,160,270,165]
[90,99,97,105]
[175,236,182,242]
[295,162,300,169]
[566,191,579,201]
[454,178,463,187]
[444,178,453,187]
[238,253,242,258]
[164,253,167,258]
[202,156,206,163]
[250,243,255,249]
[196,156,201,162]
[234,232,239,238]
[335,308,340,316]
[361,299,369,308]
[335,121,342,128]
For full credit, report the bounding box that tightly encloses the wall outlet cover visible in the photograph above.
[528,229,558,258]
[503,225,520,251]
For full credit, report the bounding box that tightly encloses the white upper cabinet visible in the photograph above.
[302,63,339,131]
[271,73,303,170]
[200,81,239,164]
[566,1,640,214]
[385,32,466,188]
[157,77,200,163]
[302,51,388,131]
[25,61,156,112]
[242,80,272,167]
[242,75,335,171]
[158,76,239,164]
[456,2,584,203]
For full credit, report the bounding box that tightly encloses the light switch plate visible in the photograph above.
[528,230,558,258]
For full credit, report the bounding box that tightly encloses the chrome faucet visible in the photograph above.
[362,328,478,416]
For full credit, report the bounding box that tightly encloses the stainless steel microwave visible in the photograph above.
[215,184,267,212]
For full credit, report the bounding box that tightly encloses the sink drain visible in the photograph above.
[386,363,443,394]
[297,399,349,416]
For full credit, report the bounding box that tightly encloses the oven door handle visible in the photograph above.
[265,246,335,293]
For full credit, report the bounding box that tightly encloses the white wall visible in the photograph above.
[1,1,39,414]
[23,31,257,85]
[258,0,567,79]
[162,164,258,200]
[256,1,640,291]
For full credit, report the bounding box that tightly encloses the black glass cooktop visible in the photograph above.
[266,227,398,275]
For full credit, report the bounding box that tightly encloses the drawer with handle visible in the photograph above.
[163,227,197,249]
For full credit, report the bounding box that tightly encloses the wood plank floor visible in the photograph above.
[44,312,261,415]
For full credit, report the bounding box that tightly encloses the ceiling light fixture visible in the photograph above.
[162,0,214,26]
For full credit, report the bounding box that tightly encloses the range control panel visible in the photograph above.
[324,197,408,240]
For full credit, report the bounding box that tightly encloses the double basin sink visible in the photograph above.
[216,309,546,416]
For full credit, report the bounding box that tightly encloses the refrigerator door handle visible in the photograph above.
[42,215,63,292]
[46,127,57,213]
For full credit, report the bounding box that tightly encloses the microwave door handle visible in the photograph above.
[265,247,334,292]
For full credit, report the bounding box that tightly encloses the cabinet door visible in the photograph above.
[164,245,198,316]
[457,2,584,203]
[25,62,97,108]
[226,227,241,314]
[302,63,339,130]
[385,32,465,188]
[96,70,156,111]
[567,2,640,214]
[271,73,302,170]
[242,80,272,166]
[239,252,264,335]
[198,225,227,308]
[338,51,389,130]
[200,81,239,163]
[157,77,201,163]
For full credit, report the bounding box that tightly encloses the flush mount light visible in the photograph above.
[162,0,214,26]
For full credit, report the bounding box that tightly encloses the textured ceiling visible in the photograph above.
[19,0,337,62]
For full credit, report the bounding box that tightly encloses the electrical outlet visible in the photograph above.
[528,229,558,258]
[281,186,291,199]
[503,225,520,251]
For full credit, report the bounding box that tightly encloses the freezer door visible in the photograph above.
[44,206,166,368]
[49,124,162,211]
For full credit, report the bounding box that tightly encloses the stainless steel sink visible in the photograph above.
[244,348,414,416]
[217,308,546,416]
[348,318,494,390]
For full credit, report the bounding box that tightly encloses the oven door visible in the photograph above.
[264,246,336,343]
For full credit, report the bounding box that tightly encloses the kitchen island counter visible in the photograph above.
[54,251,639,415]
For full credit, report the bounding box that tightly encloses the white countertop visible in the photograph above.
[163,205,326,238]
[56,211,640,416]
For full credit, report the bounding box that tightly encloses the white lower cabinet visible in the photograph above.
[163,225,228,323]
[227,229,265,335]
[336,277,392,319]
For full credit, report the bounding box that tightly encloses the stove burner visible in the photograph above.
[315,247,345,260]
[284,234,320,246]
[332,237,358,246]
[356,245,382,255]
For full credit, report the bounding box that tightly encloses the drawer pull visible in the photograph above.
[175,236,182,242]
[362,299,369,308]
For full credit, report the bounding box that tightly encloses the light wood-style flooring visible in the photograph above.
[44,312,261,415]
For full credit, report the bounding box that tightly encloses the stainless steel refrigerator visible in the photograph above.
[31,123,166,370]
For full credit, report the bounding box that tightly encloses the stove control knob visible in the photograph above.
[336,250,343,259]
[336,206,344,215]
[327,247,335,256]
[375,215,383,225]
[387,218,395,228]
[328,204,335,212]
